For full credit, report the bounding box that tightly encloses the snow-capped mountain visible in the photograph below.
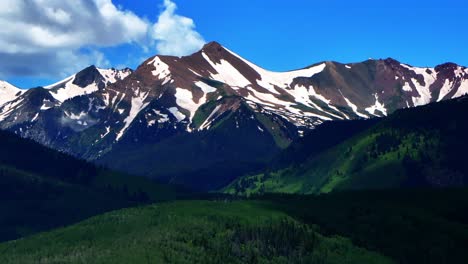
[95,42,468,139]
[45,66,132,102]
[1,41,467,190]
[0,81,24,108]
[0,65,132,127]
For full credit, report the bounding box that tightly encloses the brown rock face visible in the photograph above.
[1,41,468,161]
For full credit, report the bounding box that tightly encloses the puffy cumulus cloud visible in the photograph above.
[0,0,149,53]
[151,0,206,56]
[0,0,206,81]
[0,0,148,78]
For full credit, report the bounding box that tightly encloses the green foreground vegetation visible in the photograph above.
[0,200,392,264]
[2,188,468,264]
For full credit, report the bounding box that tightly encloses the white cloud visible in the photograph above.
[0,0,149,53]
[0,0,206,81]
[0,0,149,79]
[151,0,206,56]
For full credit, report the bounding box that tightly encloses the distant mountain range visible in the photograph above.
[1,41,468,190]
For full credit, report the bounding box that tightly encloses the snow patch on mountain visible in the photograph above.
[285,105,332,121]
[50,78,99,102]
[453,79,468,98]
[340,92,368,118]
[195,81,217,94]
[45,67,131,103]
[102,92,111,106]
[305,85,349,119]
[454,67,465,78]
[400,64,436,106]
[0,81,24,107]
[65,111,87,120]
[173,81,217,125]
[402,82,413,92]
[101,126,111,139]
[225,46,326,92]
[31,113,39,122]
[365,94,387,116]
[175,83,216,124]
[286,85,342,120]
[168,107,186,121]
[44,75,74,89]
[40,104,52,110]
[189,68,201,77]
[61,110,98,132]
[97,68,131,84]
[154,110,170,124]
[149,57,171,85]
[248,89,288,106]
[116,90,149,141]
[437,79,454,101]
[175,88,199,120]
[202,52,251,88]
[290,85,316,107]
[0,98,24,121]
[199,105,222,130]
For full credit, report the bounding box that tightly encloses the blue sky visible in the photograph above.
[3,0,468,88]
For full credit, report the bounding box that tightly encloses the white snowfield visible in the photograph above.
[225,46,326,92]
[149,57,172,85]
[0,81,24,107]
[2,43,468,144]
[200,46,346,126]
[168,107,186,122]
[399,64,436,106]
[97,68,132,85]
[202,52,252,88]
[173,82,217,122]
[50,77,100,102]
[46,67,131,103]
[340,91,369,119]
[365,94,387,116]
[116,88,149,141]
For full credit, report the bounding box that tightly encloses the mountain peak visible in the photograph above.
[383,57,401,65]
[72,65,103,87]
[203,41,223,48]
[435,62,459,72]
[201,41,226,53]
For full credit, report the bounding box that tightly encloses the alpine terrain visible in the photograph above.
[1,42,467,190]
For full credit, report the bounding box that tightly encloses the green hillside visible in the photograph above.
[226,96,468,195]
[0,200,392,264]
[0,129,179,242]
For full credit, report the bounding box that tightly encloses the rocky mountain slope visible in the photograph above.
[0,41,467,190]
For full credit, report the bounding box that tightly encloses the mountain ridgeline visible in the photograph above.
[0,42,468,190]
